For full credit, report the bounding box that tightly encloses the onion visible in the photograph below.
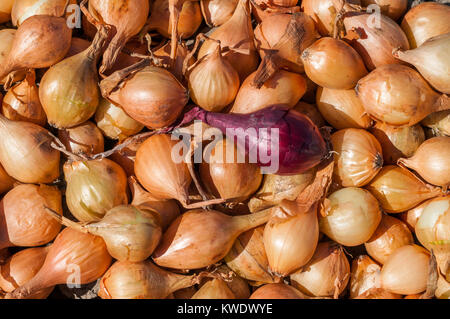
[366,165,444,213]
[152,208,272,270]
[0,29,26,85]
[197,0,259,82]
[293,102,325,128]
[0,184,62,249]
[98,260,204,299]
[231,70,306,114]
[6,228,112,299]
[192,279,236,299]
[290,242,350,298]
[173,287,198,299]
[58,121,105,156]
[301,37,367,90]
[264,201,319,276]
[0,1,13,23]
[399,199,432,232]
[0,15,72,87]
[380,244,430,295]
[349,255,381,299]
[250,283,306,299]
[316,87,372,129]
[0,164,14,195]
[95,98,144,141]
[0,115,60,184]
[331,129,383,187]
[154,41,194,85]
[1,70,46,126]
[342,12,409,70]
[360,0,407,21]
[370,122,425,165]
[199,264,250,299]
[39,27,108,129]
[398,137,450,189]
[401,2,450,48]
[364,215,414,265]
[319,187,381,246]
[87,0,149,73]
[254,0,298,7]
[66,37,91,58]
[354,288,402,299]
[64,159,128,223]
[0,247,53,299]
[436,273,450,299]
[199,138,263,201]
[188,42,240,112]
[422,110,450,137]
[201,0,238,27]
[11,0,75,26]
[109,137,143,177]
[356,64,449,126]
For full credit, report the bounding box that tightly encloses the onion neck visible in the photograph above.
[231,207,273,233]
[167,272,200,296]
[86,25,109,62]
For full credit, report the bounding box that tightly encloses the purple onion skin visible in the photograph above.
[179,105,327,175]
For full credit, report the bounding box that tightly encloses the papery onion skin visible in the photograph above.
[436,274,450,299]
[319,187,381,246]
[331,129,383,187]
[366,165,443,213]
[109,137,143,177]
[364,215,414,265]
[154,41,194,85]
[0,163,14,195]
[58,121,105,156]
[199,264,250,299]
[301,37,368,90]
[201,0,238,27]
[401,2,450,48]
[0,0,13,23]
[360,0,407,21]
[349,255,381,299]
[11,0,76,26]
[422,110,450,137]
[250,283,306,299]
[316,87,372,129]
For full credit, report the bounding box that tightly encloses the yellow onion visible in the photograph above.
[342,12,409,70]
[0,29,26,84]
[192,279,236,299]
[58,121,105,156]
[0,163,14,195]
[0,247,53,299]
[401,2,450,48]
[0,115,60,184]
[264,201,319,276]
[290,242,350,298]
[109,137,143,177]
[199,264,250,299]
[154,41,194,84]
[11,0,75,26]
[436,273,450,299]
[225,226,276,285]
[331,129,383,187]
[398,137,450,189]
[360,0,407,21]
[293,102,325,128]
[422,110,450,137]
[301,37,367,89]
[188,43,240,112]
[380,244,430,295]
[106,39,149,76]
[356,64,449,126]
[64,159,128,223]
[364,215,414,265]
[231,70,306,114]
[6,228,112,299]
[2,70,46,126]
[0,0,13,23]
[198,0,259,82]
[394,33,450,94]
[199,138,262,201]
[0,184,62,249]
[370,122,425,165]
[95,98,144,141]
[201,0,238,27]
[349,255,381,299]
[399,198,433,232]
[250,283,307,299]
[366,165,443,213]
[316,87,372,129]
[319,187,381,246]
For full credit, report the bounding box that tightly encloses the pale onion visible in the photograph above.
[0,29,26,84]
[290,242,350,298]
[250,284,306,299]
[95,98,144,141]
[0,163,14,195]
[293,102,325,128]
[0,0,13,23]
[349,255,381,299]
[364,215,414,264]
[301,37,367,89]
[380,244,430,295]
[401,2,450,48]
[201,0,238,27]
[360,0,407,21]
[422,110,450,137]
[11,0,75,26]
[356,64,449,126]
[192,279,236,299]
[58,121,105,156]
[319,187,381,246]
[316,87,372,129]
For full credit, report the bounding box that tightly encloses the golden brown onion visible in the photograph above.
[0,0,13,23]
[0,163,14,195]
[250,283,306,299]
[109,137,143,177]
[0,29,26,84]
[201,0,238,27]
[154,41,194,84]
[58,121,105,156]
[192,279,236,299]
[422,110,450,137]
[349,255,381,299]
[11,0,76,26]
[199,264,250,299]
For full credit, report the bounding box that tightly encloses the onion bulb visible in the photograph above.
[331,129,383,187]
[349,255,381,299]
[0,115,60,184]
[0,184,62,249]
[401,2,450,48]
[6,228,112,299]
[422,110,450,137]
[0,247,53,299]
[0,164,14,195]
[316,87,372,129]
[109,137,143,177]
[58,121,105,156]
[436,273,450,299]
[293,102,325,128]
[370,122,425,165]
[192,279,236,299]
[250,284,306,299]
[366,165,443,213]
[64,159,128,223]
[199,264,250,299]
[11,0,75,26]
[0,29,26,84]
[290,242,350,298]
[356,64,449,126]
[301,37,367,89]
[152,208,272,270]
[380,244,430,295]
[364,215,414,265]
[95,98,144,141]
[154,41,194,84]
[319,187,381,246]
[201,0,238,27]
[0,0,13,23]
[398,137,450,189]
[360,0,407,21]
